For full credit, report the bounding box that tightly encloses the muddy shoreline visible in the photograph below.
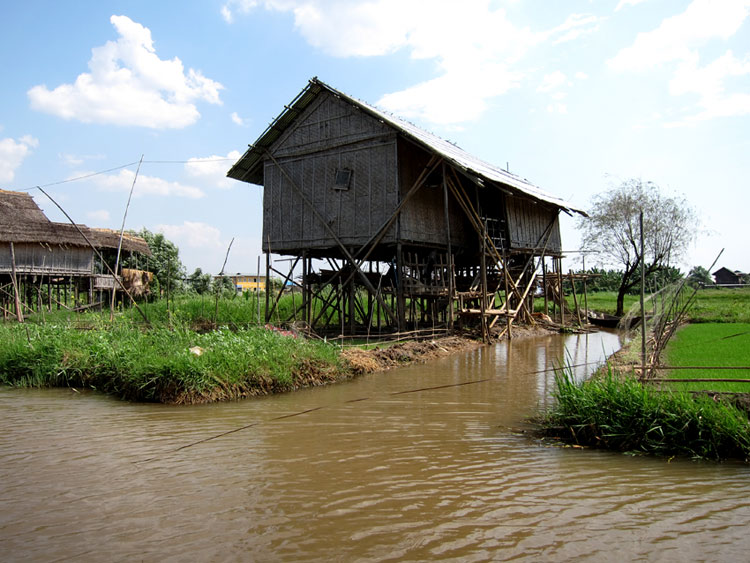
[340,324,562,375]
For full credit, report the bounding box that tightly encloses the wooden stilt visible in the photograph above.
[9,243,24,322]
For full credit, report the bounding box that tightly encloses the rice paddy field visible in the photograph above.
[663,323,750,393]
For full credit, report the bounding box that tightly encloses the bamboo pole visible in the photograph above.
[265,150,398,326]
[442,162,454,330]
[569,271,582,326]
[111,154,143,321]
[36,187,150,325]
[9,243,24,322]
[214,238,234,325]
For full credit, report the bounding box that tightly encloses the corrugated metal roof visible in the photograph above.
[227,78,586,216]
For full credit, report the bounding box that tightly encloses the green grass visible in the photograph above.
[542,368,750,460]
[663,323,750,393]
[568,291,640,316]
[575,287,750,322]
[683,287,750,323]
[0,320,347,404]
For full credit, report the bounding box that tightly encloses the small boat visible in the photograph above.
[587,313,647,329]
[587,313,622,328]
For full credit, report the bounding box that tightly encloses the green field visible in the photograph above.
[681,287,750,323]
[663,323,750,393]
[568,287,750,322]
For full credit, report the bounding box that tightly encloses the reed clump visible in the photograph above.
[542,368,750,461]
[0,321,347,404]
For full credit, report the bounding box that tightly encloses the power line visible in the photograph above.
[18,157,237,192]
[17,161,140,191]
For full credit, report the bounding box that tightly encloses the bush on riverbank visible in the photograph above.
[0,322,347,404]
[542,369,750,461]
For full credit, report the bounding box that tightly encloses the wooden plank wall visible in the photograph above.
[505,197,562,253]
[262,92,399,253]
[397,141,471,249]
[0,243,94,275]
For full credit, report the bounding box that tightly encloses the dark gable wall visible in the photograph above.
[262,91,399,254]
[259,88,562,257]
[396,139,472,250]
[505,197,562,254]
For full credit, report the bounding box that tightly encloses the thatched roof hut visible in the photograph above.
[0,190,150,254]
[0,190,150,276]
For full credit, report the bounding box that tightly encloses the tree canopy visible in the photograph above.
[578,179,697,316]
[123,228,186,297]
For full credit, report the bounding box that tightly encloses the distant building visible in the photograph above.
[712,267,745,286]
[222,273,267,293]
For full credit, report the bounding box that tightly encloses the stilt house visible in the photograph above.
[0,189,151,317]
[228,78,585,337]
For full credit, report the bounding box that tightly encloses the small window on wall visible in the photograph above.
[333,168,352,190]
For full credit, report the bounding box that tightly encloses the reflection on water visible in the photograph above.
[2,330,749,561]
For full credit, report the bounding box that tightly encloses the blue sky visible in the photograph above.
[2,0,748,275]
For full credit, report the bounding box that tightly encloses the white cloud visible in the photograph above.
[60,153,105,167]
[615,0,650,11]
[28,15,223,129]
[547,103,568,114]
[537,71,569,93]
[222,0,258,23]
[608,0,750,71]
[221,1,601,125]
[575,71,589,80]
[230,112,246,126]
[609,0,750,123]
[550,14,601,45]
[0,135,38,183]
[87,209,111,222]
[668,50,750,123]
[155,221,224,250]
[90,168,205,199]
[185,150,242,189]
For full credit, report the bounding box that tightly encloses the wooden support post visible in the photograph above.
[396,242,406,332]
[504,249,512,340]
[302,250,308,325]
[582,254,588,321]
[569,270,582,326]
[9,243,23,322]
[480,221,488,343]
[265,251,271,323]
[442,162,455,330]
[557,258,565,326]
[348,263,355,335]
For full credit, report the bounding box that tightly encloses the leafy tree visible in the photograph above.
[212,274,237,297]
[188,267,212,294]
[578,179,697,316]
[123,228,186,297]
[687,266,712,288]
[583,268,623,293]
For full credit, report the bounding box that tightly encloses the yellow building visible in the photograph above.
[228,273,267,293]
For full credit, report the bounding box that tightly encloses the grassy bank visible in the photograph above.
[0,321,347,404]
[542,370,750,461]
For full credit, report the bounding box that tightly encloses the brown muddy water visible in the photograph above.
[2,331,750,562]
